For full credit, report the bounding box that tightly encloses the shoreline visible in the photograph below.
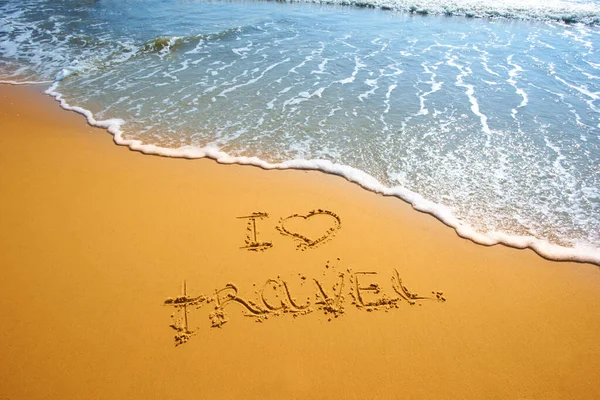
[39,80,600,266]
[1,84,599,399]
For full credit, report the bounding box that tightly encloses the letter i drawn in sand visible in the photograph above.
[182,281,189,333]
[238,212,273,252]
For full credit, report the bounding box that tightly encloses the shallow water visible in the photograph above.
[1,0,599,263]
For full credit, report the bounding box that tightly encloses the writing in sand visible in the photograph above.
[164,262,446,346]
[238,209,342,251]
[163,210,445,345]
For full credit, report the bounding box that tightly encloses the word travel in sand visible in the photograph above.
[164,261,446,346]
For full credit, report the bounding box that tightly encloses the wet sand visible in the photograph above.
[1,84,599,399]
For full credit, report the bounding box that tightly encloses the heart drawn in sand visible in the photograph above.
[277,209,342,249]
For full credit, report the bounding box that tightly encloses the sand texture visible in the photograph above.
[1,84,600,399]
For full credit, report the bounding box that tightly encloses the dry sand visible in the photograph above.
[1,84,599,399]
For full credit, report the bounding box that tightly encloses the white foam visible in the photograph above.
[554,74,600,113]
[554,75,599,100]
[383,83,397,115]
[416,62,443,116]
[0,79,53,85]
[584,60,600,70]
[311,58,329,75]
[379,83,397,130]
[218,58,290,97]
[232,41,253,57]
[170,59,190,74]
[358,77,379,102]
[506,55,529,117]
[41,81,600,266]
[288,55,312,74]
[284,0,600,25]
[337,56,365,85]
[570,63,600,80]
[55,69,74,82]
[482,61,501,77]
[563,27,594,53]
[447,56,492,140]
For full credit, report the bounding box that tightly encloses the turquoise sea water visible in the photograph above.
[1,0,599,264]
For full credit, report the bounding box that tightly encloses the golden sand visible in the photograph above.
[1,84,599,399]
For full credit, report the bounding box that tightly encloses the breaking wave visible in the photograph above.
[289,0,600,25]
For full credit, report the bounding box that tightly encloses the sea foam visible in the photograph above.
[288,0,600,25]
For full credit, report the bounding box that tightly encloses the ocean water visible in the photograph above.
[1,0,599,264]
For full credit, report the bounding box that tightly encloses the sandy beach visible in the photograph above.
[1,84,599,399]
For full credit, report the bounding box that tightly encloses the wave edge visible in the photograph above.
[286,0,600,25]
[41,81,600,267]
